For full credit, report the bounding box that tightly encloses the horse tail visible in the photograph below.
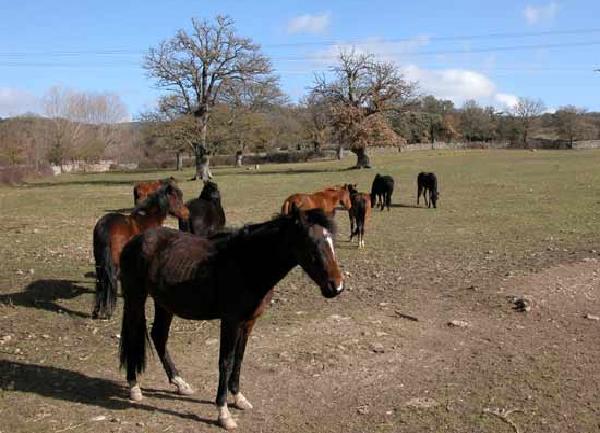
[119,234,150,376]
[92,217,118,319]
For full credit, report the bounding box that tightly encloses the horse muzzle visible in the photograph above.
[321,279,344,298]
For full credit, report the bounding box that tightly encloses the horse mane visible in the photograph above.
[207,208,336,251]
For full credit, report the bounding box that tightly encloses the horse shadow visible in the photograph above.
[389,203,422,209]
[0,360,217,425]
[0,279,93,318]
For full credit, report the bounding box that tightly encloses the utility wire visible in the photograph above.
[1,27,600,57]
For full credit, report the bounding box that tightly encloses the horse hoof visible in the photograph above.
[218,416,238,430]
[129,384,143,402]
[171,376,194,395]
[233,392,253,410]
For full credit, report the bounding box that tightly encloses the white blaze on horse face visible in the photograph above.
[323,228,336,259]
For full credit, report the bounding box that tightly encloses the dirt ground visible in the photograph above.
[1,151,599,432]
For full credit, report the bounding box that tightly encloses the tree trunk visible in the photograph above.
[193,143,211,180]
[176,151,183,171]
[353,147,371,168]
[192,113,212,180]
[336,144,344,160]
[235,151,243,167]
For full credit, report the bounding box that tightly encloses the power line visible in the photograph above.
[1,27,600,58]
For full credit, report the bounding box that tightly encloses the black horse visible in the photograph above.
[119,207,344,430]
[370,173,394,211]
[417,172,439,208]
[178,181,226,236]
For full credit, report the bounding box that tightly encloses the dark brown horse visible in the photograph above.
[178,180,226,236]
[417,172,439,208]
[119,207,344,430]
[92,181,189,319]
[348,189,372,248]
[281,184,353,216]
[133,177,176,205]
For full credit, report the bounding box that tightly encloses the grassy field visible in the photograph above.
[1,150,599,432]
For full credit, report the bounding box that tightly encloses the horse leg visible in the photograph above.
[228,320,256,411]
[150,304,193,396]
[417,185,422,206]
[349,211,355,241]
[217,319,242,430]
[108,265,118,319]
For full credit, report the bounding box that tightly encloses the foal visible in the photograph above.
[348,188,372,248]
[92,181,188,319]
[417,172,439,208]
[119,207,344,430]
[178,180,226,236]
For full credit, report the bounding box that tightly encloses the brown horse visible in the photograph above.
[281,184,353,216]
[119,207,344,430]
[133,177,176,205]
[92,181,189,319]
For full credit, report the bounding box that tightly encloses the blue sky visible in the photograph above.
[1,0,599,118]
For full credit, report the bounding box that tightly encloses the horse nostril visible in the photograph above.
[328,279,344,294]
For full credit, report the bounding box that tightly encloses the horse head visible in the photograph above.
[163,182,189,220]
[200,180,222,205]
[287,205,344,299]
[338,186,353,210]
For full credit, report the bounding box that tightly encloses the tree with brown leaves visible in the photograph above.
[312,49,415,168]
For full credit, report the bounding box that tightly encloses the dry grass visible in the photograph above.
[1,150,600,433]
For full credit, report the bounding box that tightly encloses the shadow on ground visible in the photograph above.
[0,279,93,318]
[0,360,218,425]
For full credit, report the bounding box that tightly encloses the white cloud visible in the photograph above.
[495,93,519,109]
[523,2,559,25]
[287,13,330,34]
[316,35,430,65]
[0,87,40,117]
[404,66,500,103]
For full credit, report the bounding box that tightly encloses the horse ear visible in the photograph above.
[290,203,305,225]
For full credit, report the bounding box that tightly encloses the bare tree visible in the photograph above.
[219,77,286,164]
[514,97,545,147]
[43,86,128,164]
[554,105,588,148]
[313,49,415,168]
[301,93,332,153]
[144,15,274,180]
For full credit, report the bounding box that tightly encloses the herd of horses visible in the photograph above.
[91,170,439,430]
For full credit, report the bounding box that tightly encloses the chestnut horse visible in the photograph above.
[281,184,353,216]
[92,181,189,319]
[119,207,344,430]
[348,189,372,248]
[133,177,176,205]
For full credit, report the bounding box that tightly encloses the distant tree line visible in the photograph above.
[2,15,600,171]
